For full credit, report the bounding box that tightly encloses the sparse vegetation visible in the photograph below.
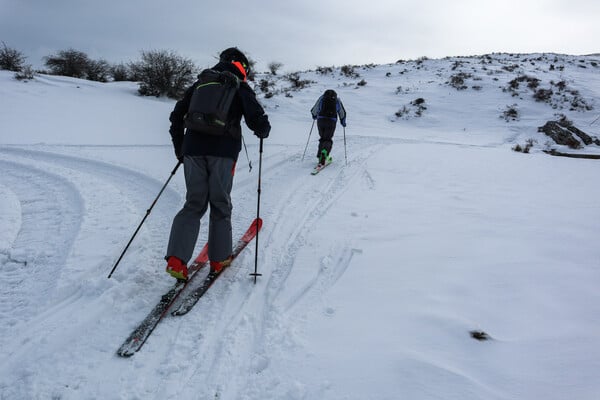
[502,104,519,121]
[43,48,112,82]
[110,63,131,82]
[0,42,26,72]
[44,49,92,79]
[502,64,520,72]
[316,66,334,75]
[504,74,593,111]
[283,72,315,91]
[267,61,283,75]
[469,330,491,341]
[395,98,427,119]
[14,65,34,81]
[533,88,554,103]
[411,98,427,116]
[257,77,277,98]
[512,139,536,153]
[129,49,197,98]
[84,59,111,82]
[340,65,359,78]
[447,72,472,90]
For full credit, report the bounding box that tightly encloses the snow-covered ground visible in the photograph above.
[1,53,599,400]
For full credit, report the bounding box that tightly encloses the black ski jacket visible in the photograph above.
[169,62,271,161]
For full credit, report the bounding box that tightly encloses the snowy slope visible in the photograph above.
[0,53,599,400]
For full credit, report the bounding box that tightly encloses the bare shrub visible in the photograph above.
[395,98,427,119]
[395,105,410,118]
[130,49,197,99]
[284,72,314,90]
[447,72,472,90]
[512,139,535,153]
[0,42,26,71]
[340,65,359,78]
[533,88,553,102]
[85,59,111,82]
[267,61,283,75]
[502,104,519,121]
[111,63,131,81]
[44,49,91,78]
[14,65,35,80]
[316,66,334,75]
[411,98,427,116]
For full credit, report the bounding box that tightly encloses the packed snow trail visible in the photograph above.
[141,138,384,399]
[0,159,83,339]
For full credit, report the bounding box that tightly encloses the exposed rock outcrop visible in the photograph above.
[538,120,600,149]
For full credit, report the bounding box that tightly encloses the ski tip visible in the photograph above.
[251,218,263,231]
[117,349,135,358]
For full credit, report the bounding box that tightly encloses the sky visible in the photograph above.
[1,0,599,72]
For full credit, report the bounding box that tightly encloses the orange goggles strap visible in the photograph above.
[231,61,247,81]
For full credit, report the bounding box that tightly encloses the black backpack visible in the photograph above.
[185,69,240,135]
[319,90,337,118]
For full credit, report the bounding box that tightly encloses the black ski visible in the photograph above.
[172,218,263,316]
[116,244,209,357]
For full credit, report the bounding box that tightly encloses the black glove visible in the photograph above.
[255,128,270,139]
[172,136,184,161]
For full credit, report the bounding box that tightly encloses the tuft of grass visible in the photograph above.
[469,330,491,341]
[513,139,536,153]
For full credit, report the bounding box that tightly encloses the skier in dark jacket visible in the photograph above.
[310,89,346,166]
[165,47,271,280]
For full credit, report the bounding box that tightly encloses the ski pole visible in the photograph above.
[301,120,315,161]
[343,125,348,165]
[250,139,264,283]
[108,161,182,278]
[241,135,253,172]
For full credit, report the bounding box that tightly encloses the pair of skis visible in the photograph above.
[311,158,332,175]
[117,218,262,357]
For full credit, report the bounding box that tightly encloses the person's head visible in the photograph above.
[219,47,250,81]
[324,89,337,98]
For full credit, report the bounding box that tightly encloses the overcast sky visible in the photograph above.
[1,0,599,72]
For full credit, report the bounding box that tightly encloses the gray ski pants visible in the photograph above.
[166,155,235,264]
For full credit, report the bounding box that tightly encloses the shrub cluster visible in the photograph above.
[0,41,26,72]
[512,139,536,153]
[316,66,334,75]
[504,74,593,111]
[395,98,427,119]
[340,65,360,78]
[501,104,519,122]
[44,49,111,82]
[267,62,283,75]
[447,72,472,90]
[129,50,197,99]
[284,72,315,91]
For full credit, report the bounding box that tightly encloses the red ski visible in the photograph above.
[171,218,262,316]
[117,243,209,357]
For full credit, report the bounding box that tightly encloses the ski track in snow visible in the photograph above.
[130,137,387,399]
[2,133,594,399]
[0,158,83,337]
[0,135,528,400]
[0,146,185,400]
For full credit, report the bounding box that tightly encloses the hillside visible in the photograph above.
[0,53,599,400]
